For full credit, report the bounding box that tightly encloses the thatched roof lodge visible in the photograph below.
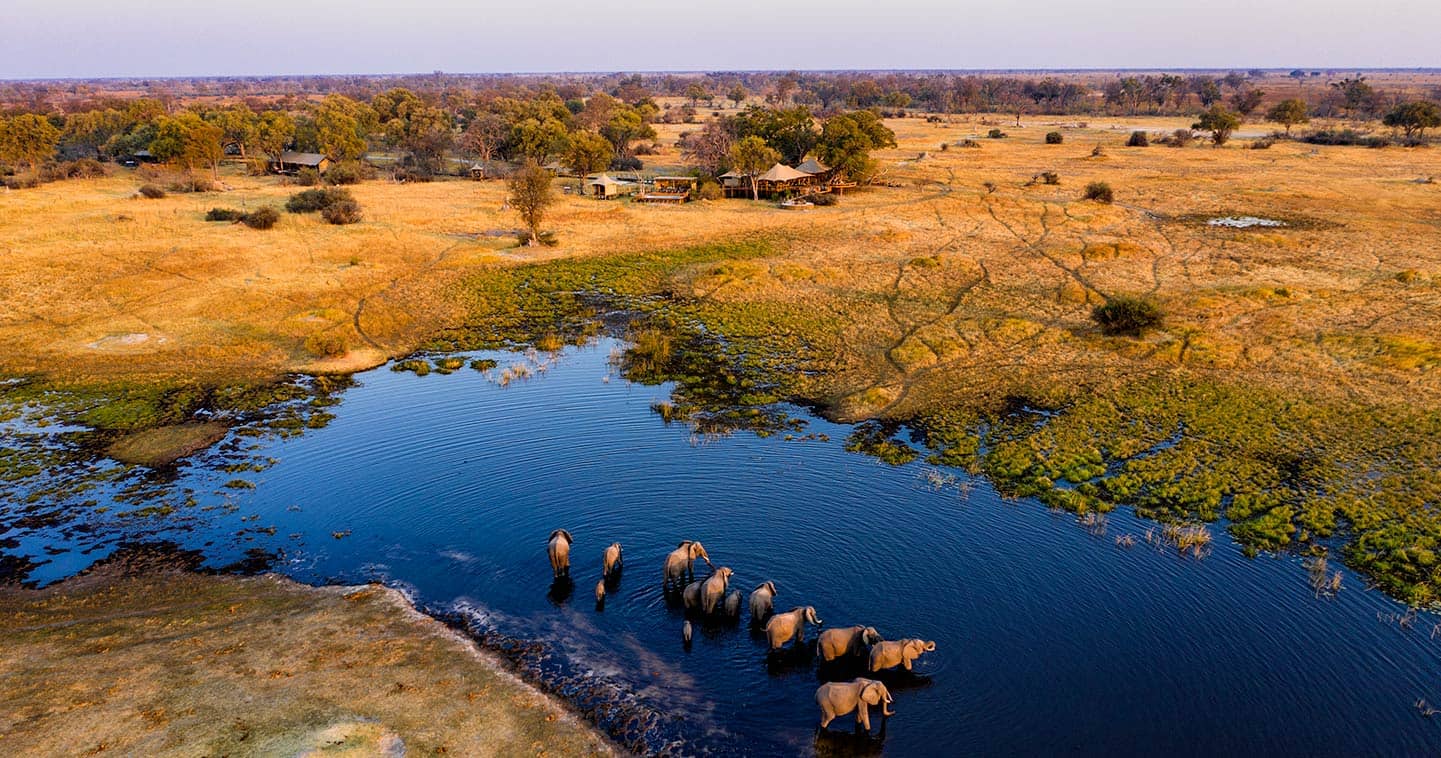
[273,151,331,175]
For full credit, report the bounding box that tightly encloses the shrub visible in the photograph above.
[939,142,949,152]
[810,192,839,206]
[1091,296,1163,336]
[1299,129,1390,147]
[325,160,369,185]
[1250,138,1275,150]
[610,155,643,171]
[1090,144,1107,157]
[515,230,559,247]
[138,184,166,199]
[958,138,981,148]
[2,174,40,189]
[205,207,244,222]
[295,168,321,186]
[987,128,1007,139]
[391,167,433,183]
[245,157,269,176]
[1127,131,1149,147]
[1038,171,1060,185]
[59,159,106,179]
[696,180,723,201]
[1045,131,1064,144]
[169,173,216,192]
[304,332,348,358]
[1170,129,1194,147]
[285,187,353,213]
[1082,181,1114,203]
[241,206,280,229]
[320,199,363,225]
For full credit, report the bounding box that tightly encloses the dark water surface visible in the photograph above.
[6,339,1441,755]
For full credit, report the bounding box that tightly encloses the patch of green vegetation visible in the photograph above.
[469,358,498,372]
[432,357,466,375]
[844,422,920,466]
[391,359,431,376]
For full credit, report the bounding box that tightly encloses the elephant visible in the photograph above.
[815,678,894,732]
[602,542,623,578]
[682,620,693,645]
[547,529,573,578]
[722,589,742,619]
[818,625,882,662]
[765,606,822,650]
[594,579,606,604]
[868,639,936,672]
[749,581,777,625]
[682,580,704,611]
[701,567,733,615]
[664,540,712,586]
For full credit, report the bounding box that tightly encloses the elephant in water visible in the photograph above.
[749,581,777,625]
[815,678,894,732]
[664,540,712,587]
[547,529,573,578]
[722,589,742,619]
[869,639,936,672]
[765,606,822,650]
[602,542,623,579]
[818,625,882,662]
[682,580,704,611]
[701,567,733,615]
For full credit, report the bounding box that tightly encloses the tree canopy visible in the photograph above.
[727,135,780,200]
[1266,98,1310,134]
[1383,101,1441,139]
[815,110,896,181]
[1193,105,1242,146]
[0,113,61,173]
[508,161,554,245]
[563,131,613,194]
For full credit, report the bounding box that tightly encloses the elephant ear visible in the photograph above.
[561,529,573,543]
[861,682,881,705]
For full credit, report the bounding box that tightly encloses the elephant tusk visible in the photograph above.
[882,704,895,717]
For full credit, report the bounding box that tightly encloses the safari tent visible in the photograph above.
[755,163,814,197]
[587,174,637,199]
[273,151,332,175]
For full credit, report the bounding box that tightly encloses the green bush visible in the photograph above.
[285,187,353,213]
[295,168,321,186]
[697,180,723,201]
[1082,181,1114,203]
[241,206,280,229]
[1091,296,1163,336]
[205,207,245,222]
[325,160,369,185]
[1127,131,1149,147]
[1045,131,1064,144]
[321,199,363,225]
[138,184,166,199]
[810,192,839,206]
[987,128,1007,139]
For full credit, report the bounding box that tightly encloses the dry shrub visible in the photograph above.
[1092,295,1162,335]
[241,207,280,230]
[205,207,244,222]
[1082,181,1113,203]
[295,168,321,186]
[321,199,363,225]
[697,180,723,201]
[1127,131,1150,147]
[138,184,166,199]
[325,160,371,185]
[286,188,353,213]
[1045,131,1064,144]
[304,332,348,357]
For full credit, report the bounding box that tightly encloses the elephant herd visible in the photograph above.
[546,529,938,734]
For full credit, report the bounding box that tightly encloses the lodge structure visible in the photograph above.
[272,151,332,175]
[587,174,638,199]
[637,175,697,203]
[718,158,853,199]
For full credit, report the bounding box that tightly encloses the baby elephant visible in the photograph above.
[602,542,623,578]
[682,580,704,611]
[765,606,822,650]
[869,638,936,672]
[722,589,742,619]
[547,529,574,578]
[748,581,777,625]
[818,625,882,662]
[815,678,894,732]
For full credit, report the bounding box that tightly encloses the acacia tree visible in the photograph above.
[0,114,61,174]
[1383,101,1441,139]
[1266,99,1309,135]
[150,113,224,176]
[816,110,897,181]
[509,160,554,246]
[1230,88,1265,116]
[254,111,296,169]
[1193,105,1242,146]
[563,131,613,194]
[728,85,748,108]
[679,119,734,175]
[460,112,506,165]
[728,135,780,200]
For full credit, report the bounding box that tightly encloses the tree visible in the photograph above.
[0,114,61,174]
[679,119,734,175]
[1193,105,1242,146]
[815,110,897,182]
[207,104,258,159]
[728,85,748,108]
[312,95,376,162]
[1330,76,1377,117]
[563,131,613,194]
[599,104,656,160]
[1230,88,1265,116]
[685,83,708,108]
[727,135,780,200]
[1383,101,1441,139]
[62,109,127,160]
[1266,98,1309,135]
[255,111,296,169]
[508,161,554,246]
[731,105,817,164]
[459,112,506,164]
[149,113,223,175]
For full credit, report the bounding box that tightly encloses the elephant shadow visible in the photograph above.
[814,656,871,683]
[867,668,935,694]
[765,642,816,675]
[546,577,574,606]
[813,720,887,756]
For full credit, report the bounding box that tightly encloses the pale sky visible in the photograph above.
[3,0,1437,79]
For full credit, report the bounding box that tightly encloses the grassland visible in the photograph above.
[4,113,1441,600]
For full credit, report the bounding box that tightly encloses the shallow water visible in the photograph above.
[5,339,1441,755]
